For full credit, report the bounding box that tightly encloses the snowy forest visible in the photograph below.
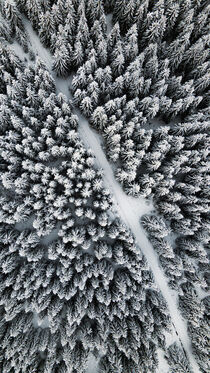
[0,0,209,372]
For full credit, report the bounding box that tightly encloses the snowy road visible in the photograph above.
[19,18,201,373]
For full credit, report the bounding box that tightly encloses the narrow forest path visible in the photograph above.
[14,17,201,373]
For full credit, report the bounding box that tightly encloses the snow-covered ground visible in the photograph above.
[156,349,170,373]
[86,354,100,373]
[10,40,29,62]
[11,16,202,373]
[106,13,113,36]
[23,17,52,71]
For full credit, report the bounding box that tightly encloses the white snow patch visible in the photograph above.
[10,40,29,62]
[55,76,72,97]
[195,285,210,301]
[106,13,113,36]
[32,310,50,329]
[15,215,35,231]
[86,354,99,373]
[156,349,170,373]
[39,225,61,246]
[23,17,52,71]
[147,116,168,130]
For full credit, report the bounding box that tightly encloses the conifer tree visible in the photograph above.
[165,342,193,373]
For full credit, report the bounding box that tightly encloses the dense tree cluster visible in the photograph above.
[0,220,171,372]
[179,286,209,373]
[141,213,208,290]
[0,0,28,50]
[0,39,171,372]
[70,3,209,370]
[12,0,108,75]
[142,213,209,371]
[0,0,209,372]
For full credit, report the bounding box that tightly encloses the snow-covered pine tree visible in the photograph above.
[165,342,193,373]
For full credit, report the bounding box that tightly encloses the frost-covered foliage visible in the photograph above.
[142,214,209,371]
[179,285,210,373]
[141,213,208,290]
[0,0,209,372]
[0,221,171,373]
[0,40,171,372]
[165,342,193,373]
